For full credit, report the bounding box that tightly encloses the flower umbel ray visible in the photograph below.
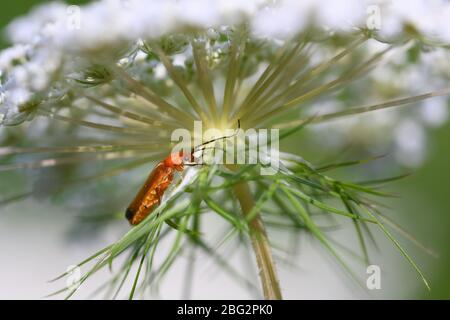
[1,0,449,299]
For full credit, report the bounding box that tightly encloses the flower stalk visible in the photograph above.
[233,180,282,300]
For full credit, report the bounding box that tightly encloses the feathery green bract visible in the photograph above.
[43,147,431,298]
[1,22,444,299]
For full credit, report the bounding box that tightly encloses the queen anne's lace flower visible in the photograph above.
[1,0,449,128]
[1,0,449,299]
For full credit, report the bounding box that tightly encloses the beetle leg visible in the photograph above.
[184,162,206,166]
[155,188,163,205]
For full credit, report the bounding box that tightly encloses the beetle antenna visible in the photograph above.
[193,120,241,151]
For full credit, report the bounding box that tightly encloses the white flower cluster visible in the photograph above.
[6,0,260,52]
[0,0,449,167]
[0,2,66,125]
[378,0,450,43]
[252,0,366,38]
[2,0,263,124]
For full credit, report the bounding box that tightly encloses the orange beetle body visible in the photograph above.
[125,151,193,225]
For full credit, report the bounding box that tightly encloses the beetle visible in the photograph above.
[125,121,240,225]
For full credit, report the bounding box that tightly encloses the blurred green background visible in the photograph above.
[0,1,449,299]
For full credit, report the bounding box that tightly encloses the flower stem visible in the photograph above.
[233,181,283,300]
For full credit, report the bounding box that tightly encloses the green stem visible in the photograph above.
[233,181,283,300]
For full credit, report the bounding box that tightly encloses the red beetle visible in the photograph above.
[126,121,240,225]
